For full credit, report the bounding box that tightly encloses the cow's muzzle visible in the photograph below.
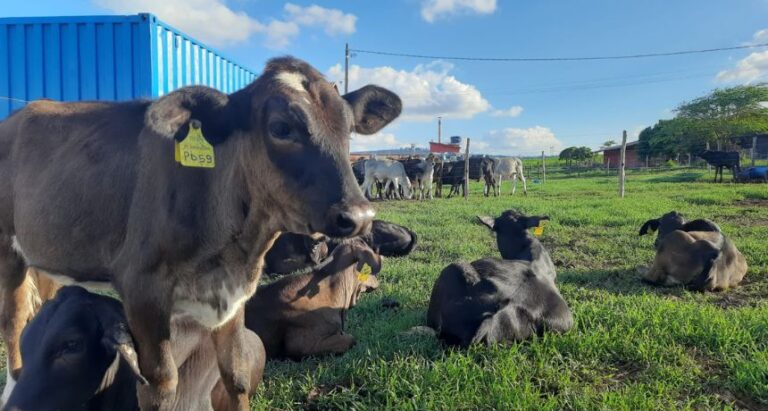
[324,202,375,238]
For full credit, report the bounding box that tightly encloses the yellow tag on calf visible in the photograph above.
[533,221,546,237]
[174,140,181,163]
[178,120,215,168]
[358,263,372,282]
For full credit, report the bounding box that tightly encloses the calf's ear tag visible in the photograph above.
[176,119,215,168]
[358,263,372,282]
[533,221,547,237]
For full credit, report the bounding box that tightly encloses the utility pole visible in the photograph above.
[541,151,546,183]
[437,116,442,144]
[464,138,470,200]
[344,43,350,94]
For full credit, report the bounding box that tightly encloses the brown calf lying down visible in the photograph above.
[245,239,381,359]
[639,211,747,291]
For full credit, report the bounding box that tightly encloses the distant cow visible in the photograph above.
[245,239,381,359]
[427,210,573,347]
[0,56,400,409]
[263,220,417,276]
[699,150,740,182]
[361,159,413,200]
[401,156,436,200]
[5,286,265,411]
[639,211,748,291]
[494,157,527,195]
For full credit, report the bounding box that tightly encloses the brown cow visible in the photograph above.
[0,57,401,410]
[245,239,381,359]
[639,211,748,291]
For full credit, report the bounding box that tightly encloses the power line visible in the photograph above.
[350,42,768,62]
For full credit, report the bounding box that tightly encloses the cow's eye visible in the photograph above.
[55,339,85,358]
[269,121,292,140]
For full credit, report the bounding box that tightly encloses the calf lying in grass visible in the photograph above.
[6,286,265,411]
[639,211,748,291]
[426,210,573,347]
[245,239,382,359]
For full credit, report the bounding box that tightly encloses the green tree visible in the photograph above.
[601,140,617,148]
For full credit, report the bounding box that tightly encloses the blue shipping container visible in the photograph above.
[0,13,258,120]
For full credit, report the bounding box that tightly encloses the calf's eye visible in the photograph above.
[269,122,292,139]
[56,339,85,358]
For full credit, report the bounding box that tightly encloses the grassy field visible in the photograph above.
[1,169,766,410]
[253,169,767,410]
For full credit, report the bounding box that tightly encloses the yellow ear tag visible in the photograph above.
[357,263,372,282]
[533,221,546,237]
[177,119,215,168]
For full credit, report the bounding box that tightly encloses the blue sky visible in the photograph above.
[3,0,768,155]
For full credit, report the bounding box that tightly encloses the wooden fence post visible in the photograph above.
[606,158,610,175]
[463,138,470,200]
[541,151,546,183]
[619,130,627,198]
[706,141,711,172]
[751,136,757,167]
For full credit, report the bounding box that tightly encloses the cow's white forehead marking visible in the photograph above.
[275,71,308,93]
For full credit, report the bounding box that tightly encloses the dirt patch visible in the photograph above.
[607,360,646,385]
[733,198,768,207]
[709,278,768,310]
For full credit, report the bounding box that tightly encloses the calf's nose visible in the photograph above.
[325,203,375,238]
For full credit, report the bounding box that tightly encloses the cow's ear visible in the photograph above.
[145,86,239,144]
[477,216,496,230]
[343,85,402,135]
[682,219,721,233]
[639,219,660,236]
[101,323,148,385]
[525,216,549,229]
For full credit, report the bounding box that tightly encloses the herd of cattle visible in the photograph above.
[353,155,529,200]
[0,56,753,411]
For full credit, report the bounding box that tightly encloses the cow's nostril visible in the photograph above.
[336,212,357,236]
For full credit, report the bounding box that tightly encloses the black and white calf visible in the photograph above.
[4,286,265,411]
[427,210,572,347]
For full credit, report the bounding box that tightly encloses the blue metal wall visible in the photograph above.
[0,14,258,120]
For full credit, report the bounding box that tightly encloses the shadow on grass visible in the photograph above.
[558,267,686,298]
[646,172,706,183]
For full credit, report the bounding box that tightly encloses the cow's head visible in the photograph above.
[640,211,721,249]
[146,57,402,238]
[6,286,145,411]
[478,210,549,260]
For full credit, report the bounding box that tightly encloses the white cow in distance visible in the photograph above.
[495,157,527,195]
[361,159,413,200]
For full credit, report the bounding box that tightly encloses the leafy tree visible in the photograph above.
[601,140,617,148]
[639,84,768,159]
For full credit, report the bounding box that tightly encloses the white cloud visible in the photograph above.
[328,61,491,121]
[263,20,300,49]
[94,0,263,46]
[748,28,768,45]
[351,132,403,152]
[716,28,768,84]
[716,50,768,84]
[94,0,355,49]
[421,0,497,23]
[490,106,524,118]
[483,126,563,156]
[284,3,356,36]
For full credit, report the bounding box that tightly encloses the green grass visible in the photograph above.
[252,169,767,410]
[3,169,767,410]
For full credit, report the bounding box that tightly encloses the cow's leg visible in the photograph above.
[285,328,356,358]
[212,308,251,411]
[512,174,518,195]
[496,175,503,196]
[124,291,177,411]
[520,173,527,195]
[0,237,30,400]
